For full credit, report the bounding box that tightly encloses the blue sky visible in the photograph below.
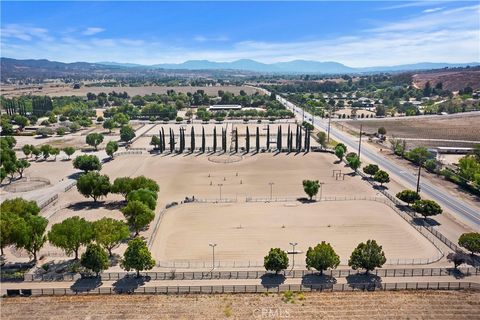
[1,1,479,67]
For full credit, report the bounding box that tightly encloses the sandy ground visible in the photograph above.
[0,85,260,98]
[154,201,441,265]
[2,291,479,320]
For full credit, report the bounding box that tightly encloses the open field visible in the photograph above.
[0,84,260,98]
[154,201,441,265]
[412,69,480,91]
[2,291,479,319]
[341,112,480,148]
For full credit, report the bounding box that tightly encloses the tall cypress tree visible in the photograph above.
[161,127,166,152]
[245,126,250,153]
[295,126,299,151]
[213,127,217,152]
[298,126,302,152]
[159,130,163,153]
[278,126,282,151]
[266,125,270,150]
[170,128,175,153]
[202,127,206,153]
[235,128,238,153]
[287,125,291,151]
[256,127,260,153]
[191,127,195,153]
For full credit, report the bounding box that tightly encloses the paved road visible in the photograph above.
[259,89,480,228]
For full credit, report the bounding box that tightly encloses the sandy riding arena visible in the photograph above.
[152,200,441,267]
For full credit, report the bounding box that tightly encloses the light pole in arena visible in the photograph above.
[289,242,298,269]
[268,182,274,200]
[209,243,217,269]
[217,183,223,200]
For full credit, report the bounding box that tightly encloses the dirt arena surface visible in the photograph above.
[0,85,260,98]
[154,201,441,265]
[2,291,479,319]
[341,112,480,144]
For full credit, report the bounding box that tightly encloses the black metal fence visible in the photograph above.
[6,282,480,297]
[20,267,480,282]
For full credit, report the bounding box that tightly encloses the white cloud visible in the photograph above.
[194,35,229,42]
[1,24,52,41]
[82,27,105,36]
[423,7,444,13]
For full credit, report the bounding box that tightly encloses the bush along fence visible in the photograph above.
[5,282,480,297]
[19,266,480,282]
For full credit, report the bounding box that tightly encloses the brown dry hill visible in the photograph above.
[2,291,479,319]
[412,69,480,91]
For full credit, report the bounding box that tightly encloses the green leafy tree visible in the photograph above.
[81,243,109,277]
[377,127,387,135]
[150,135,161,150]
[16,215,48,261]
[127,188,158,210]
[305,241,340,275]
[396,190,421,206]
[15,159,30,178]
[406,147,430,165]
[51,147,60,161]
[73,154,102,172]
[121,200,155,236]
[93,218,130,257]
[302,180,320,200]
[130,176,159,193]
[120,125,135,143]
[374,170,390,186]
[458,232,480,256]
[121,238,155,277]
[111,177,133,199]
[48,216,94,260]
[348,240,386,274]
[22,144,33,158]
[77,172,110,202]
[62,147,75,160]
[14,115,29,130]
[113,113,129,126]
[86,133,104,150]
[0,211,24,255]
[103,119,116,133]
[363,164,379,178]
[347,155,361,173]
[0,198,40,217]
[412,199,443,219]
[40,144,52,160]
[105,141,118,158]
[334,144,346,161]
[264,248,289,274]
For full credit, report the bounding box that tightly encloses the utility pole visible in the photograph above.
[358,124,363,160]
[327,111,332,143]
[416,164,422,193]
[209,243,217,270]
[289,242,298,269]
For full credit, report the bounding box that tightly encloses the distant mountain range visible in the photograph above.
[99,59,479,73]
[2,57,479,80]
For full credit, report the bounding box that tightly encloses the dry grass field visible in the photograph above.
[2,291,479,319]
[0,84,260,98]
[341,113,480,147]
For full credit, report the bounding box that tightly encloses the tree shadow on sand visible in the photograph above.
[67,200,124,212]
[70,277,102,292]
[260,273,286,288]
[301,273,337,290]
[113,275,150,294]
[412,217,441,227]
[346,273,382,291]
